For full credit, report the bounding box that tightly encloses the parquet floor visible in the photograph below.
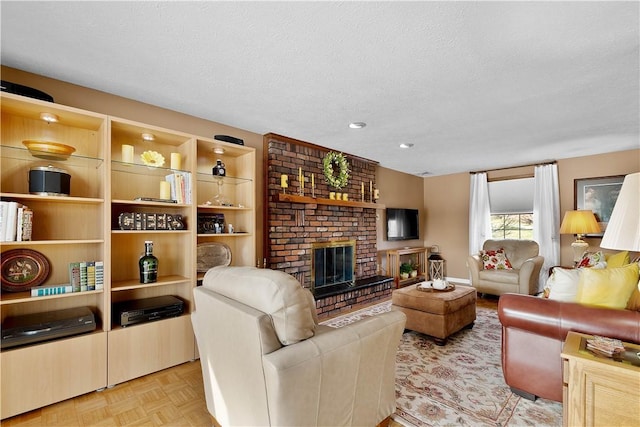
[1,360,213,427]
[2,293,499,427]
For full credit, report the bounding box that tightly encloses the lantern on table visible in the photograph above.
[428,246,445,281]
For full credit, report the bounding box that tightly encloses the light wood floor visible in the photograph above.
[2,294,499,426]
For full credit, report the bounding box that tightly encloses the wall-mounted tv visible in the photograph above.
[386,208,419,241]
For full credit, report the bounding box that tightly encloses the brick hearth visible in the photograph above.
[264,133,391,317]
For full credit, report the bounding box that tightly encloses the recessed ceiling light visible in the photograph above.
[40,112,58,123]
[141,133,155,141]
[349,122,366,129]
[399,143,414,149]
[213,147,225,155]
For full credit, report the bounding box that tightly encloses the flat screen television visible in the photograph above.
[386,208,419,241]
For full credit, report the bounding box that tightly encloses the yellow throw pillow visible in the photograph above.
[576,263,639,309]
[606,251,630,268]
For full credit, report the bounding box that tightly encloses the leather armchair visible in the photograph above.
[192,266,406,427]
[498,293,640,402]
[467,239,544,296]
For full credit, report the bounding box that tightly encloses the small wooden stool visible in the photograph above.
[391,284,476,345]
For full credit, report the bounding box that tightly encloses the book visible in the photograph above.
[21,208,33,241]
[79,261,88,292]
[0,201,6,241]
[16,205,24,242]
[69,262,81,292]
[586,335,625,356]
[5,201,18,241]
[94,261,104,290]
[31,284,73,297]
[86,261,96,291]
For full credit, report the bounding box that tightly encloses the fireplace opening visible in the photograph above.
[312,240,356,290]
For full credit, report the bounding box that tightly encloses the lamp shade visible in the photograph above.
[559,210,601,236]
[600,172,640,251]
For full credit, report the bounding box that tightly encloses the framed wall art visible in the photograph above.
[574,175,625,236]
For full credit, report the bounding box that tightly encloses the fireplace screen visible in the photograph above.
[312,240,356,289]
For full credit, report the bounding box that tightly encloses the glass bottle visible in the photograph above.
[139,240,158,283]
[212,159,226,177]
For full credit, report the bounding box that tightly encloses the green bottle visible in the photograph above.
[139,240,158,283]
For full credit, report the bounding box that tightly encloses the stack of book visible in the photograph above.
[165,171,192,204]
[69,261,104,292]
[29,260,104,297]
[0,201,33,242]
[586,335,625,357]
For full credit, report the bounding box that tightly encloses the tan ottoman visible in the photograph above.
[391,284,477,345]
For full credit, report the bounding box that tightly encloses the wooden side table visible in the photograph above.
[561,332,640,427]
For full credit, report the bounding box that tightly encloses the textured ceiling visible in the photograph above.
[1,1,638,176]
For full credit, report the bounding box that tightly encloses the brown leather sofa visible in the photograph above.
[497,293,640,402]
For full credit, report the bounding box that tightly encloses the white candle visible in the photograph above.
[160,181,171,200]
[170,152,181,170]
[281,174,288,188]
[122,144,134,163]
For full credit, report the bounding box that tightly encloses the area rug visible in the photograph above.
[321,301,563,427]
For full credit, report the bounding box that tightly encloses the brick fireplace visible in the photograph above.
[264,133,393,318]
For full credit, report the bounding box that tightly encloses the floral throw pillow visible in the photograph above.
[577,251,607,269]
[480,248,513,270]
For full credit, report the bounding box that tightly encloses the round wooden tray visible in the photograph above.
[416,282,456,292]
[23,140,75,160]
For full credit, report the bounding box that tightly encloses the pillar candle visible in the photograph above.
[160,181,171,200]
[170,152,181,170]
[301,173,304,189]
[370,181,373,195]
[281,174,288,188]
[122,144,134,163]
[361,182,364,195]
[298,167,302,183]
[311,173,315,188]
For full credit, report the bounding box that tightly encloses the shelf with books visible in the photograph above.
[0,289,104,306]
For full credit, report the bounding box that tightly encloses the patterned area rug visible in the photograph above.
[321,301,563,427]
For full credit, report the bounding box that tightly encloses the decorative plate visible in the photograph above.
[22,140,76,160]
[197,242,232,273]
[1,249,51,292]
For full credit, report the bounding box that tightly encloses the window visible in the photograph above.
[488,177,534,240]
[491,213,533,239]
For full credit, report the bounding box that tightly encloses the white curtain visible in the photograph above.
[533,163,560,291]
[469,172,492,255]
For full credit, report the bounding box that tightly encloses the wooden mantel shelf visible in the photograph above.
[276,193,384,209]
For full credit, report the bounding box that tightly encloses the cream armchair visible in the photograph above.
[467,239,544,296]
[192,266,406,427]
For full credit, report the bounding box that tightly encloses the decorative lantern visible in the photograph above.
[428,246,445,281]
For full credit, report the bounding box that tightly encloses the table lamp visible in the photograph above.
[559,210,601,264]
[600,172,640,289]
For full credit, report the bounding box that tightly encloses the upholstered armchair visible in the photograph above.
[192,266,406,427]
[467,239,544,296]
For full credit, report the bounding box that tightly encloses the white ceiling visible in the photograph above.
[1,1,638,176]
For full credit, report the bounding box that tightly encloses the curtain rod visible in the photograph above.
[470,160,556,174]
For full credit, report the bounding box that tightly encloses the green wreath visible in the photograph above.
[323,151,350,189]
